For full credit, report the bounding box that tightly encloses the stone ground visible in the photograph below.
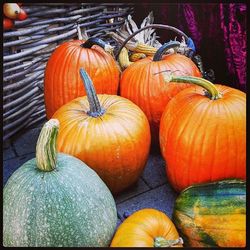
[3,120,178,229]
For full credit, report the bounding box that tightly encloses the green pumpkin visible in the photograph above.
[172,179,246,247]
[3,119,117,247]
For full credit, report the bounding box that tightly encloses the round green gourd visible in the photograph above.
[3,119,117,247]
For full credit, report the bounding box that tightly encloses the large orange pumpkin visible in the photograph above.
[44,37,120,119]
[110,208,183,247]
[120,41,201,145]
[52,68,151,194]
[159,75,246,192]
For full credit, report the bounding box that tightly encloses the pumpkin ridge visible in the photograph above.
[195,101,216,184]
[57,45,76,109]
[65,46,80,106]
[45,45,67,117]
[219,99,239,178]
[167,96,207,189]
[97,50,117,93]
[75,44,83,99]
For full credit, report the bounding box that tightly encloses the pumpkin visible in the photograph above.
[172,179,246,247]
[52,68,151,194]
[3,119,117,247]
[44,37,120,119]
[159,75,246,192]
[120,41,201,145]
[111,208,183,247]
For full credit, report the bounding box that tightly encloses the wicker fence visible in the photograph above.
[3,3,134,141]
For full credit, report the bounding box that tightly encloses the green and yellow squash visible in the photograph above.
[3,119,117,247]
[172,179,246,247]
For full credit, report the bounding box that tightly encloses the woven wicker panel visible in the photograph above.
[3,3,134,141]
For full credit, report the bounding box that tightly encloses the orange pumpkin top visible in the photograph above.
[159,75,246,192]
[44,38,120,118]
[110,208,183,247]
[120,41,201,139]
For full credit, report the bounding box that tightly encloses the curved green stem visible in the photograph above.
[35,119,59,172]
[153,41,181,61]
[154,236,183,247]
[79,68,105,117]
[164,75,222,100]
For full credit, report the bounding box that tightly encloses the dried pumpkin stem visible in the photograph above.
[81,37,113,54]
[154,236,183,247]
[79,68,105,117]
[165,75,222,100]
[153,41,181,61]
[36,119,59,172]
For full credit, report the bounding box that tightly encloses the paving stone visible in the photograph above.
[142,154,167,188]
[13,127,42,156]
[3,153,35,186]
[117,184,178,221]
[3,146,17,161]
[3,139,11,149]
[114,178,150,204]
[115,218,122,230]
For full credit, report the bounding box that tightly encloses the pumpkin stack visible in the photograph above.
[4,11,246,248]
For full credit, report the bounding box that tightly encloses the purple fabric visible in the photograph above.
[133,3,247,92]
[219,3,246,89]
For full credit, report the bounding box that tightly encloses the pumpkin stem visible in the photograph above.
[154,236,183,247]
[81,37,114,54]
[163,74,223,100]
[36,119,59,172]
[79,68,105,117]
[153,41,181,61]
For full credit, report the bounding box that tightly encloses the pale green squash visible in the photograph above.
[3,119,117,247]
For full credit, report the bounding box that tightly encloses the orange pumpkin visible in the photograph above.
[120,41,201,145]
[110,208,183,247]
[52,68,151,194]
[44,37,120,119]
[159,75,246,192]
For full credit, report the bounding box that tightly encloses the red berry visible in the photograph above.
[3,18,14,30]
[18,8,28,21]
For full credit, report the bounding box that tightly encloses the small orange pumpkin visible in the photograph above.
[44,37,120,119]
[160,75,246,192]
[110,208,183,247]
[53,68,151,194]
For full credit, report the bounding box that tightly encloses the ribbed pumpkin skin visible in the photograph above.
[160,84,246,192]
[120,54,201,139]
[44,40,120,118]
[111,208,182,247]
[173,179,246,247]
[52,94,151,194]
[3,153,117,247]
